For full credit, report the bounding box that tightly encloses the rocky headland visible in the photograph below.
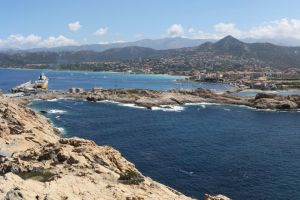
[0,95,231,199]
[16,88,300,111]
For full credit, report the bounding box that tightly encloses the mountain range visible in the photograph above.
[6,38,214,53]
[1,36,300,70]
[2,36,300,53]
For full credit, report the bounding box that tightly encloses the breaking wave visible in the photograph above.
[48,109,67,114]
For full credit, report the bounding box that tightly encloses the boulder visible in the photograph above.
[3,188,24,200]
[204,194,231,200]
[254,98,298,109]
[69,88,84,94]
[255,93,277,100]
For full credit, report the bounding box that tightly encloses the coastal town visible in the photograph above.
[57,61,300,91]
[188,68,300,90]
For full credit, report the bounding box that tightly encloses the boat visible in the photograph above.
[34,73,49,90]
[11,73,49,93]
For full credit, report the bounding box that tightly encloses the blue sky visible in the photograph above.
[1,0,300,48]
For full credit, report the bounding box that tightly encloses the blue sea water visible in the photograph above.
[2,68,300,199]
[30,100,300,200]
[0,68,231,92]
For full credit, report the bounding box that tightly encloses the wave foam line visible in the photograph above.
[48,109,67,114]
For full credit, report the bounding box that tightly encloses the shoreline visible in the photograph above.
[4,66,300,96]
[12,87,300,111]
[0,95,196,200]
[0,92,232,200]
[2,87,299,199]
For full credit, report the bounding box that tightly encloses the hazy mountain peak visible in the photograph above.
[215,35,243,45]
[212,35,246,52]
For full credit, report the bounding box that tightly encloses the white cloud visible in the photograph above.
[94,27,108,36]
[189,31,219,40]
[97,40,127,45]
[185,18,300,41]
[0,34,77,49]
[248,18,300,39]
[112,40,126,43]
[214,23,241,37]
[40,35,77,48]
[167,24,184,37]
[98,41,109,45]
[68,21,81,32]
[0,34,42,48]
[188,28,195,33]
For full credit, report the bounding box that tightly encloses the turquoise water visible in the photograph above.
[0,68,232,93]
[30,100,300,200]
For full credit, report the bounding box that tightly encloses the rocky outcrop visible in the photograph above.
[0,96,58,154]
[85,88,300,111]
[15,88,300,111]
[86,88,250,109]
[204,194,231,200]
[0,96,195,200]
[253,93,300,109]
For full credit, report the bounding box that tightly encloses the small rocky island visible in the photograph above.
[0,94,230,199]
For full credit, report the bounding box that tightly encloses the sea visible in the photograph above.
[1,68,300,200]
[0,68,231,92]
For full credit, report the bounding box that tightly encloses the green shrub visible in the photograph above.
[118,170,144,185]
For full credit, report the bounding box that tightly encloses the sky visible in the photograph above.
[1,0,300,49]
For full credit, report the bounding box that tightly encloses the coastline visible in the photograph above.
[0,95,193,200]
[12,87,300,111]
[2,87,299,199]
[0,93,232,200]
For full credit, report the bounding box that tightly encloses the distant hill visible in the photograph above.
[194,36,300,67]
[1,36,300,70]
[20,37,214,53]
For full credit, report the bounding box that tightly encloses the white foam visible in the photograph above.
[118,103,146,109]
[152,105,185,112]
[97,100,147,109]
[48,109,66,114]
[46,98,58,102]
[55,127,65,134]
[179,169,194,175]
[185,102,221,106]
[97,100,119,104]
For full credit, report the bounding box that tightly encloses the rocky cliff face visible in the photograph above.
[0,96,196,200]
